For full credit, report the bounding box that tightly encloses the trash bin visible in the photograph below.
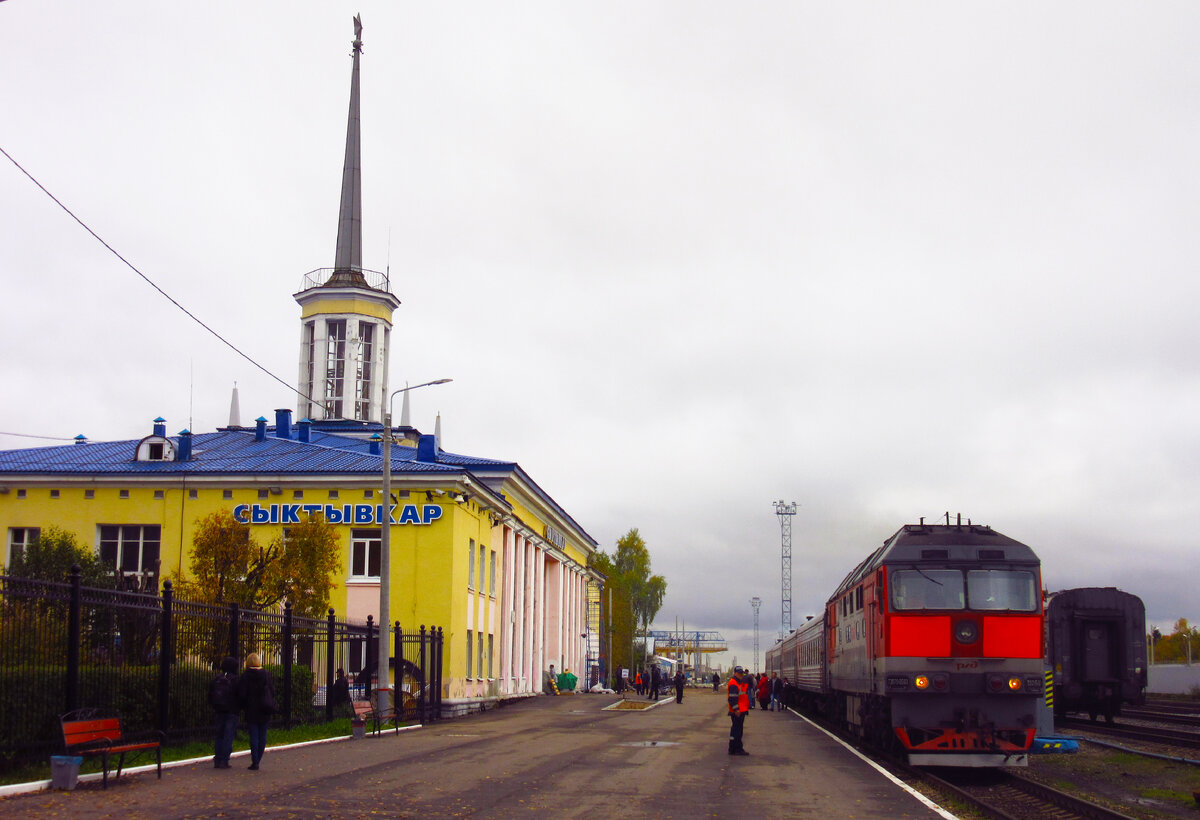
[351,718,366,740]
[50,756,82,790]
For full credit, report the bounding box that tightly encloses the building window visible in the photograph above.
[488,634,494,678]
[355,321,374,420]
[223,490,233,500]
[85,490,95,499]
[148,442,164,460]
[303,320,316,419]
[478,545,486,596]
[489,550,496,596]
[468,539,475,589]
[7,527,39,567]
[293,490,304,499]
[466,630,474,678]
[119,490,129,499]
[364,489,374,498]
[329,490,339,500]
[154,490,164,500]
[478,632,485,679]
[188,489,198,499]
[325,319,347,419]
[16,489,26,499]
[50,490,60,499]
[98,525,161,576]
[350,529,381,578]
[258,489,269,499]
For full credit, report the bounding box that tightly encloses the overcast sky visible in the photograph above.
[3,2,1198,667]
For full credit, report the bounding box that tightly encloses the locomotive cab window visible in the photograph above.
[890,569,964,611]
[966,569,1038,611]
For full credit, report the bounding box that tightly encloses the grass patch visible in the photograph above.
[1,718,367,787]
[1140,786,1197,807]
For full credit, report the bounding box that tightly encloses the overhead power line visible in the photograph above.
[0,145,313,407]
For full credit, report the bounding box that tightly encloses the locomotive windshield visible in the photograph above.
[890,568,1039,611]
[890,570,964,610]
[966,569,1038,611]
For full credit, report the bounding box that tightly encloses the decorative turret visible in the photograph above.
[293,15,399,424]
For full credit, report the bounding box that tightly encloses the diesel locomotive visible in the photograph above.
[768,521,1044,767]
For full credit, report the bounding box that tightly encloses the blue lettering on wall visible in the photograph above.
[231,503,442,526]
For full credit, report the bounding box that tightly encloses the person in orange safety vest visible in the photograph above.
[727,666,751,755]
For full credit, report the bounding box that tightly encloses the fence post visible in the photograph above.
[65,564,82,714]
[228,602,240,662]
[436,626,444,720]
[158,580,173,733]
[419,625,427,724]
[365,615,375,699]
[326,608,335,722]
[283,600,293,728]
[393,622,401,714]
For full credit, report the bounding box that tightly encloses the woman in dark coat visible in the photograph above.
[237,652,276,770]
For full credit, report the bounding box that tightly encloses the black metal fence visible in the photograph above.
[0,568,443,770]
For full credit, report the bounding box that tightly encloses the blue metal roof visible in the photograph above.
[0,430,462,477]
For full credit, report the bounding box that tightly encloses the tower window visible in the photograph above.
[325,320,347,419]
[355,321,374,420]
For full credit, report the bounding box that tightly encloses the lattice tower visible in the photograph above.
[750,596,762,672]
[774,500,797,633]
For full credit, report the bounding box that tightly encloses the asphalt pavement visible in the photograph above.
[0,688,953,818]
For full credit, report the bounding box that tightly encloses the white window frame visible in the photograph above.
[350,529,381,579]
[98,525,161,576]
[468,539,475,589]
[6,527,39,568]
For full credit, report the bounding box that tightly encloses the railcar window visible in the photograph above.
[966,570,1038,611]
[890,570,964,610]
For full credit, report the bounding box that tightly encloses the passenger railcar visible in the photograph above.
[1045,587,1147,722]
[767,521,1045,767]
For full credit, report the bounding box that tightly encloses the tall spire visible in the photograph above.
[228,382,241,427]
[328,14,367,287]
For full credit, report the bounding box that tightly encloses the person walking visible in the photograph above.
[208,657,239,769]
[649,665,660,700]
[756,672,771,711]
[236,652,276,771]
[727,666,751,755]
[748,672,756,709]
[673,670,685,704]
[770,671,783,713]
[711,671,720,692]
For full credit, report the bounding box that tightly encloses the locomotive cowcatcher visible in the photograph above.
[771,521,1045,767]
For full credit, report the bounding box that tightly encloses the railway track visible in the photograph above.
[1057,716,1200,750]
[915,768,1137,820]
[1122,705,1200,727]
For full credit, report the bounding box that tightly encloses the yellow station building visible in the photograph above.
[0,19,602,713]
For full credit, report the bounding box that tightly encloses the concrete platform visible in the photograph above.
[0,689,954,818]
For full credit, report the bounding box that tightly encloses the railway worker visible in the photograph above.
[727,666,751,756]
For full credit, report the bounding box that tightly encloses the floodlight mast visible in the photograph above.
[750,596,762,672]
[774,500,797,634]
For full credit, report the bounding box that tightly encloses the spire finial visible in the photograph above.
[329,14,366,287]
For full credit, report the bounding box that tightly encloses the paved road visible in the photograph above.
[2,689,949,818]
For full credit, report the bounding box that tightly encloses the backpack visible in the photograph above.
[210,673,236,712]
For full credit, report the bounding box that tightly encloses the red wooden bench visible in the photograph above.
[60,709,163,788]
[352,697,399,736]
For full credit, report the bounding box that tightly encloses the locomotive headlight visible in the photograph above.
[953,619,979,644]
[914,675,930,690]
[1008,677,1022,691]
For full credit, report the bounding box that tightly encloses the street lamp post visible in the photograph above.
[377,378,452,717]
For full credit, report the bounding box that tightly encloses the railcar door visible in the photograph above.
[1082,620,1116,681]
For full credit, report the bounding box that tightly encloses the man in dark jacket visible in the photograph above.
[208,657,239,769]
[236,652,276,771]
[648,665,660,700]
[770,671,784,712]
[673,670,685,703]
